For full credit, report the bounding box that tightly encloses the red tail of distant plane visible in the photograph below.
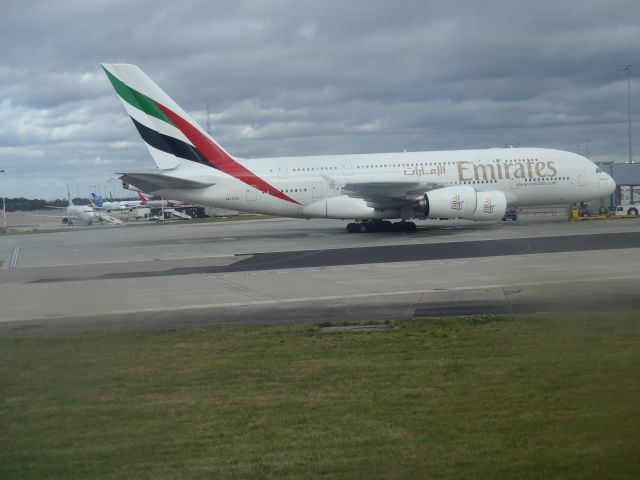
[138,192,149,203]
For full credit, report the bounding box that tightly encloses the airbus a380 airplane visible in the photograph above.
[103,64,616,233]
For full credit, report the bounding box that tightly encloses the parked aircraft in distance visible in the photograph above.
[104,63,616,233]
[91,191,182,210]
[47,188,96,225]
[90,191,153,211]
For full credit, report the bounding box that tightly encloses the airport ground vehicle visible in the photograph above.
[614,204,639,216]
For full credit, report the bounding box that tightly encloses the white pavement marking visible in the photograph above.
[10,246,19,269]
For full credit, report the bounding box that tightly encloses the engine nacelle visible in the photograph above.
[419,187,507,221]
[418,186,477,218]
[122,181,142,193]
[472,190,507,221]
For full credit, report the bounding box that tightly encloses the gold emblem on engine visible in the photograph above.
[483,198,495,213]
[450,194,463,210]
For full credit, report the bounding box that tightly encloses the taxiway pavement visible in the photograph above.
[1,217,638,333]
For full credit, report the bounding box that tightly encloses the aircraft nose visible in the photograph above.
[606,173,616,194]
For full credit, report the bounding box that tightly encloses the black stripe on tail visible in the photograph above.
[129,116,216,169]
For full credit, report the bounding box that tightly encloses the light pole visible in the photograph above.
[622,65,639,203]
[0,169,6,231]
[622,65,639,163]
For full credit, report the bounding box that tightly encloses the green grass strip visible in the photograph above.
[1,312,639,479]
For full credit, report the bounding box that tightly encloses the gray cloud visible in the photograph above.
[0,0,639,198]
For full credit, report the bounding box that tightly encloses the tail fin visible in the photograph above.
[138,192,149,203]
[102,63,235,171]
[102,63,301,205]
[67,185,75,207]
[90,193,104,207]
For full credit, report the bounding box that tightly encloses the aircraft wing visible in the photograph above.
[26,212,67,218]
[340,180,445,207]
[118,172,214,193]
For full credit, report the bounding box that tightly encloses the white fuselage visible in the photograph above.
[99,200,145,211]
[67,204,95,224]
[148,147,615,220]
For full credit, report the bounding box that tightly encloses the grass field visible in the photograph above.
[1,313,639,479]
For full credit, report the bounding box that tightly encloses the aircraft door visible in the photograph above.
[277,162,288,178]
[578,169,586,186]
[312,183,323,199]
[341,160,353,176]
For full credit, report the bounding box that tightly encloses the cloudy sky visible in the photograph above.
[1,0,638,199]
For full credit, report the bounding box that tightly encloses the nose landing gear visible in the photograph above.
[346,220,416,233]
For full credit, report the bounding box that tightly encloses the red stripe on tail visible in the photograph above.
[154,102,300,205]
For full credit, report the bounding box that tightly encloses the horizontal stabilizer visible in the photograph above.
[118,172,214,193]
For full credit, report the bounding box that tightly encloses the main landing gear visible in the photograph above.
[346,220,417,233]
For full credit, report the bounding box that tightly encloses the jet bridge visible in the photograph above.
[596,162,640,208]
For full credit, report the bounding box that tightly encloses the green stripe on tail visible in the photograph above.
[102,67,174,126]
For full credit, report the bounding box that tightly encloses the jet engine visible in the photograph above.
[472,190,507,221]
[418,186,507,221]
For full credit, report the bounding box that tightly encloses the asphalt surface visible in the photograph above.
[24,230,640,283]
[1,216,639,333]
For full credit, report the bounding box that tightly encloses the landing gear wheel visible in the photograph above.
[347,220,415,233]
[380,221,393,232]
[628,208,639,216]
